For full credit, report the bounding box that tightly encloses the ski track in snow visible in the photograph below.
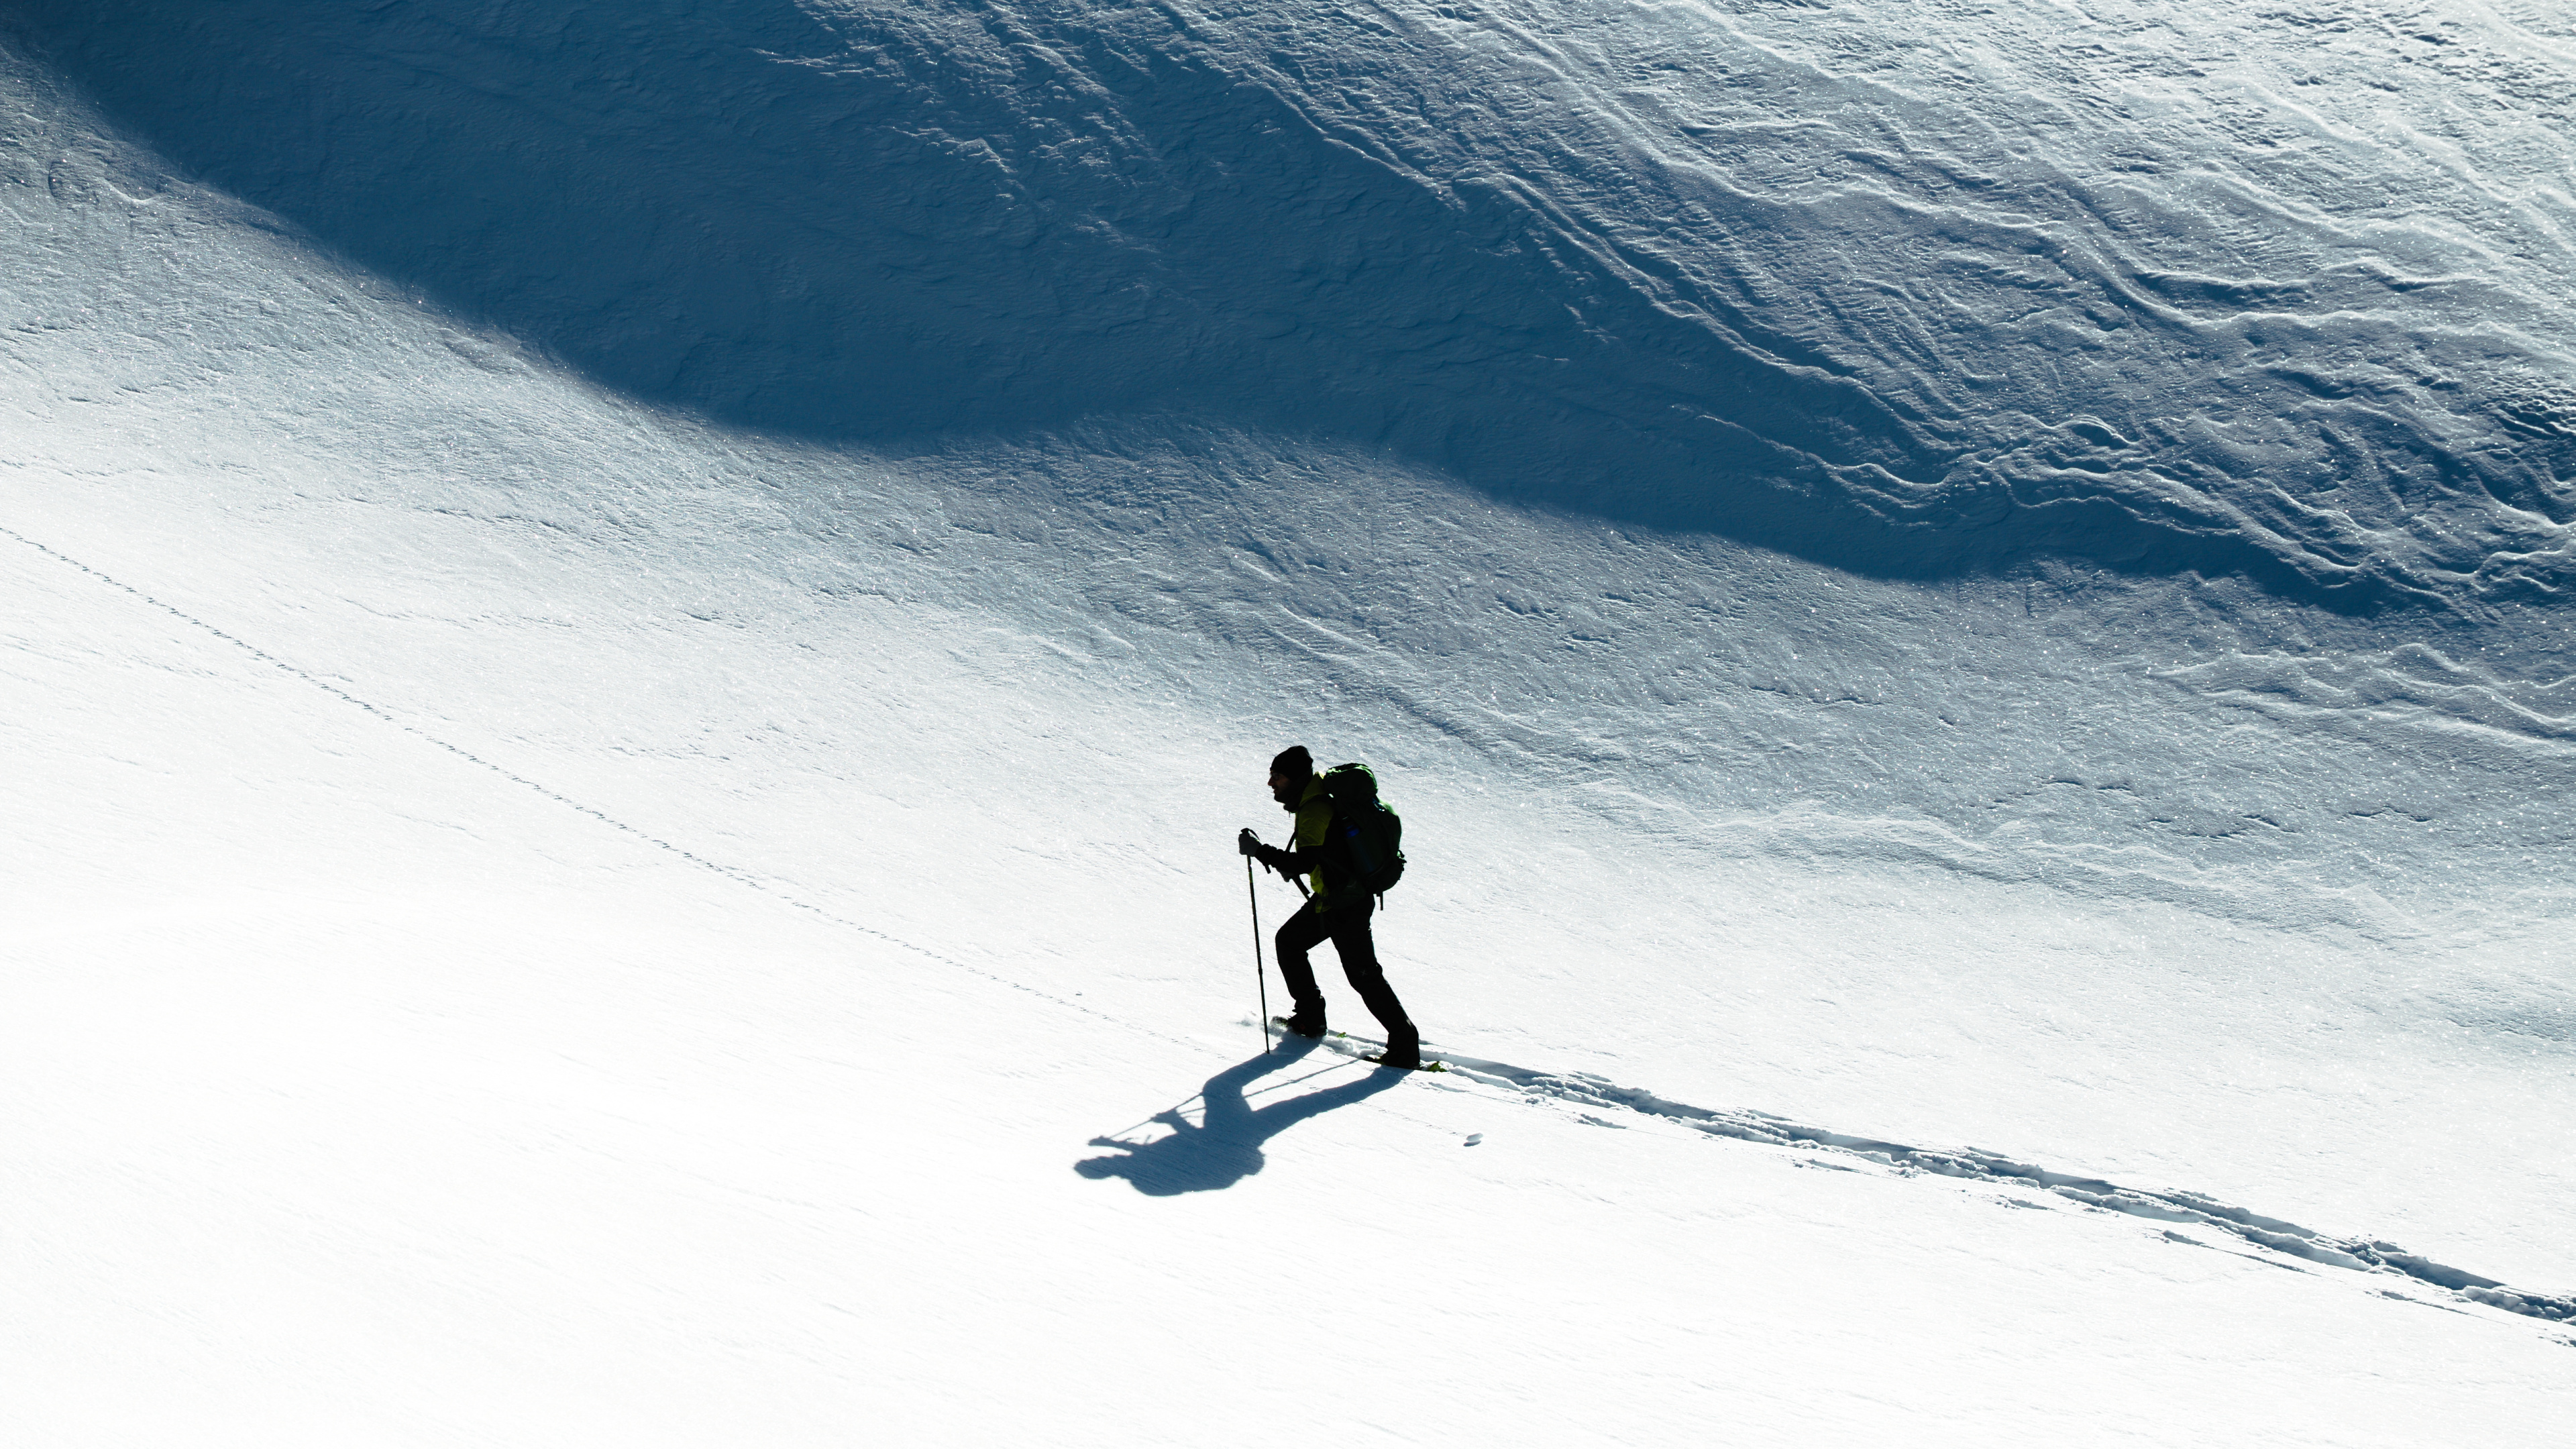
[1258,1025,2576,1328]
[0,520,1167,1049]
[11,12,2576,1428]
[17,510,2569,1338]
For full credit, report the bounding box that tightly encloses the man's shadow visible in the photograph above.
[1076,1038,1409,1195]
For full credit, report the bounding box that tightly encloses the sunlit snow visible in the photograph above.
[5,2,2572,1443]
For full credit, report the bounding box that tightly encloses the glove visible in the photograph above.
[1253,843,1291,875]
[1237,828,1261,857]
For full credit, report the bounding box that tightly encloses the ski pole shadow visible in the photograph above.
[1075,1037,1408,1196]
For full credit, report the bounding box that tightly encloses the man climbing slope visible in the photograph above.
[1239,745,1423,1070]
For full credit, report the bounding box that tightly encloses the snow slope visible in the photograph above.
[22,0,2576,604]
[5,3,2573,1442]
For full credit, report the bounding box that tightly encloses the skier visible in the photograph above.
[1238,745,1423,1070]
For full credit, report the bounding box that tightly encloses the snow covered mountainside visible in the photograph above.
[23,0,2576,606]
[5,1,2574,1442]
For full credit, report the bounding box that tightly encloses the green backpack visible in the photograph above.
[1319,763,1405,896]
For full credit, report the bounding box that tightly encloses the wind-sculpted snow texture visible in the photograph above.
[19,0,2576,608]
[11,8,2576,1437]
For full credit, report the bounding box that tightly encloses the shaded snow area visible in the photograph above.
[3,2,2572,1444]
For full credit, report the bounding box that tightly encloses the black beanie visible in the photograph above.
[1270,745,1313,777]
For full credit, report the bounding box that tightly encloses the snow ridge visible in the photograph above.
[19,0,2576,607]
[1299,1028,2576,1326]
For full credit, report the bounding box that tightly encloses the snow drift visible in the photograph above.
[22,0,2576,604]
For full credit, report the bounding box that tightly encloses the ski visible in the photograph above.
[1363,1053,1448,1073]
[1268,1020,1447,1071]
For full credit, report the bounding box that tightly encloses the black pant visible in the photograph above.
[1275,896,1414,1041]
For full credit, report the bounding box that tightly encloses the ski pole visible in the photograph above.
[1246,855,1272,1053]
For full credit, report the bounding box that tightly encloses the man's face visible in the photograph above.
[1269,769,1297,804]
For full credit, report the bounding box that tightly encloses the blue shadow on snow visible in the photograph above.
[9,0,2423,610]
[1075,1038,1408,1196]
